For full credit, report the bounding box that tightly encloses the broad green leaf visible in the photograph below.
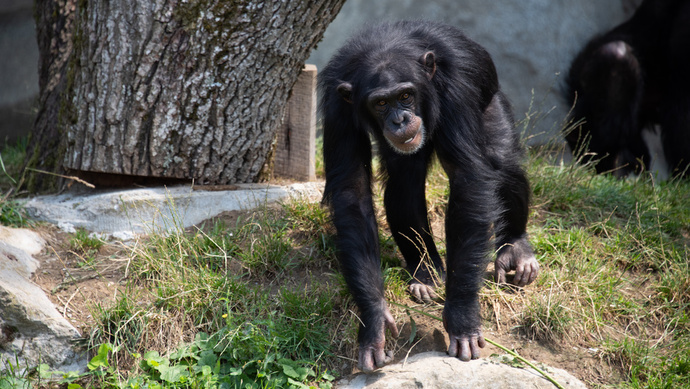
[281,364,300,379]
[295,367,312,381]
[160,365,188,383]
[143,350,161,359]
[37,364,58,379]
[87,344,112,371]
[287,377,310,388]
[198,350,217,367]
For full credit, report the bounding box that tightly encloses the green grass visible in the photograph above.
[0,137,26,188]
[70,203,344,388]
[0,356,32,389]
[69,229,106,268]
[0,199,30,227]
[2,136,689,388]
[0,138,30,227]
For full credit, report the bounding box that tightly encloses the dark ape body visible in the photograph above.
[319,21,538,372]
[565,0,690,177]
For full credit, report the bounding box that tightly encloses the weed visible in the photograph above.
[241,228,295,275]
[72,197,343,388]
[0,199,29,227]
[281,199,336,260]
[0,357,31,389]
[521,143,690,388]
[66,316,336,388]
[520,288,573,343]
[90,292,147,354]
[0,137,26,191]
[68,229,105,268]
[274,287,335,361]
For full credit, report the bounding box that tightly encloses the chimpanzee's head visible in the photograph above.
[336,51,436,155]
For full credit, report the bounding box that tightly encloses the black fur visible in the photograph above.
[319,20,538,372]
[564,0,690,177]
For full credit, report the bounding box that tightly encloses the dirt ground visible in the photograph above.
[30,226,132,337]
[27,216,617,387]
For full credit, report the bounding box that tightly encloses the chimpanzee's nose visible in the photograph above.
[392,111,408,125]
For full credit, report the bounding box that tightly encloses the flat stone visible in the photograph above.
[337,352,587,389]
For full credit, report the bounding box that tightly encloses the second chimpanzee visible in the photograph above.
[319,21,539,372]
[564,0,690,177]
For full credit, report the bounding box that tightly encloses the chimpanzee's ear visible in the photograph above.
[422,51,436,80]
[337,82,354,104]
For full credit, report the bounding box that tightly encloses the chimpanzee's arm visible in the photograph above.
[321,98,399,372]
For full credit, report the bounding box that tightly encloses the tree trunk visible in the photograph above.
[26,0,344,191]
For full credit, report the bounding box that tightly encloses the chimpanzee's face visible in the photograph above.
[335,52,436,155]
[365,80,425,154]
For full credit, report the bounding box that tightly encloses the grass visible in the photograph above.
[515,151,690,387]
[0,137,26,188]
[1,134,689,388]
[0,138,30,227]
[74,204,344,388]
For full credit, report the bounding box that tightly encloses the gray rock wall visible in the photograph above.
[308,0,642,144]
[0,0,38,145]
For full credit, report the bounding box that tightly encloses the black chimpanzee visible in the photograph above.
[319,20,539,372]
[564,0,690,178]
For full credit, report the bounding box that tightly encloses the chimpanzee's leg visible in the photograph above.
[494,164,539,286]
[483,92,539,286]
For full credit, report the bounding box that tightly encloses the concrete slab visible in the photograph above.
[22,182,324,239]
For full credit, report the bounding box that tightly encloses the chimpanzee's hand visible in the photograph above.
[357,303,399,372]
[443,307,485,361]
[495,237,539,287]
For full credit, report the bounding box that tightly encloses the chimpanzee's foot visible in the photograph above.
[409,281,439,303]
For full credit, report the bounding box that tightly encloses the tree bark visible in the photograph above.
[26,0,344,191]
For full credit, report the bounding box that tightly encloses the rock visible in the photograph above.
[0,226,88,372]
[336,352,587,389]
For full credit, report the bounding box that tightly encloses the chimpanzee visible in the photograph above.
[319,20,539,372]
[564,0,690,177]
